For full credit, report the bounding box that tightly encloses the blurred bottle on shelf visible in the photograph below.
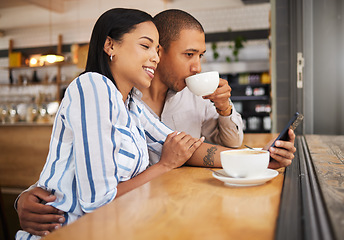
[8,104,19,123]
[263,116,271,131]
[248,74,260,84]
[245,86,253,96]
[32,70,40,83]
[261,72,271,84]
[248,116,261,131]
[9,71,14,85]
[0,104,8,123]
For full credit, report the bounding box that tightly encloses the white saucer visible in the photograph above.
[212,169,279,187]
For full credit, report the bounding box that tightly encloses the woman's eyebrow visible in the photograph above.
[140,36,154,43]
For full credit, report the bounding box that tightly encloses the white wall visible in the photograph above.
[0,0,270,50]
[0,1,270,84]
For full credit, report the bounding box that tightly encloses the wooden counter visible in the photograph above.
[44,133,283,240]
[275,135,343,240]
[0,124,52,189]
[4,128,342,239]
[305,135,344,240]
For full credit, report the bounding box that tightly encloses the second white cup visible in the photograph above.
[220,149,270,178]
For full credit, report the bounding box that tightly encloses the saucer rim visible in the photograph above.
[212,169,279,186]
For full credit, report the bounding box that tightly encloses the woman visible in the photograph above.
[16,8,203,239]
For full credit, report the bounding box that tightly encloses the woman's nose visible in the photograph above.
[151,50,160,64]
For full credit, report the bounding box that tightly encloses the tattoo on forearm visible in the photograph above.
[203,146,217,167]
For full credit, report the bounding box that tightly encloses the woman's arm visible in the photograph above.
[66,74,122,212]
[117,131,204,197]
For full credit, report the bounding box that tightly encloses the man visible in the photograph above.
[141,10,243,161]
[16,9,296,236]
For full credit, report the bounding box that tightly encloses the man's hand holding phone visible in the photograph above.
[263,112,303,169]
[265,129,296,169]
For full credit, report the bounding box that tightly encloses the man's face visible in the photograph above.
[157,29,206,92]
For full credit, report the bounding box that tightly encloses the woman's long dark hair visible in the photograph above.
[84,8,154,85]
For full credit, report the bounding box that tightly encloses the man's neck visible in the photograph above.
[140,76,169,118]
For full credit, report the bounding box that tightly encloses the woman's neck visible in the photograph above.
[111,72,133,102]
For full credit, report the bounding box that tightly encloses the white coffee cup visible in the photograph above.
[185,71,219,96]
[220,149,269,178]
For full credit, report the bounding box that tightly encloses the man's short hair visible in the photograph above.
[154,9,204,50]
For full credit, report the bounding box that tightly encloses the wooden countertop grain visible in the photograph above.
[305,135,344,240]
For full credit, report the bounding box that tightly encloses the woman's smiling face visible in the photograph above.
[110,21,160,94]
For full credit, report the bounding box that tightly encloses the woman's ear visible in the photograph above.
[103,36,114,57]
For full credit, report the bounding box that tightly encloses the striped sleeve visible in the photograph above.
[138,103,173,164]
[65,73,120,212]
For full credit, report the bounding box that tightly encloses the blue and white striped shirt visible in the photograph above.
[16,72,172,240]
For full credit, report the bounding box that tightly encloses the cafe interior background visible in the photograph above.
[0,0,343,238]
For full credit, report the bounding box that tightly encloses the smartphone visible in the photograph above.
[270,112,304,149]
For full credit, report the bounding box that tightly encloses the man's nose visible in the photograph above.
[191,59,202,73]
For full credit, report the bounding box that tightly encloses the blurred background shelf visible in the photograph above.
[201,60,271,133]
[201,60,269,74]
[231,95,269,101]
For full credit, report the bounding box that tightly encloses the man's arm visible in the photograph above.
[185,142,229,167]
[202,78,244,148]
[201,100,244,148]
[16,187,65,236]
[186,129,296,169]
